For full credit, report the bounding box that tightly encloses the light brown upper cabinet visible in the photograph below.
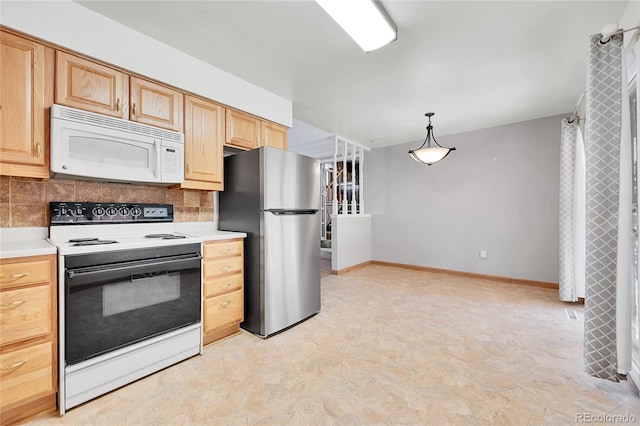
[180,95,224,191]
[56,52,183,132]
[130,77,183,132]
[261,121,288,150]
[225,109,261,150]
[0,31,54,179]
[56,51,128,118]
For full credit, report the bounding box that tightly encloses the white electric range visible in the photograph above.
[49,202,203,414]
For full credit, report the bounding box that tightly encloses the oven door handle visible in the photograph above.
[66,256,201,288]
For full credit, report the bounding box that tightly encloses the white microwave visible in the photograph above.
[50,104,184,185]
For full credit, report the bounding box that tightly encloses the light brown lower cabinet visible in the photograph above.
[0,254,57,425]
[202,239,244,345]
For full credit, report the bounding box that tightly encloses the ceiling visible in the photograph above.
[75,0,629,152]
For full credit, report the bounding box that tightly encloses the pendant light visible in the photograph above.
[408,112,456,166]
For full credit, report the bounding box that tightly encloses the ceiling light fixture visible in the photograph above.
[314,0,397,52]
[408,113,456,166]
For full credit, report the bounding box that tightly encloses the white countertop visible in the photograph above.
[0,224,245,259]
[175,222,247,240]
[0,227,57,259]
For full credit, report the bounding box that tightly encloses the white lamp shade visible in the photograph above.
[315,0,397,52]
[409,147,452,165]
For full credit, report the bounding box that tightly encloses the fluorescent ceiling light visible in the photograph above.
[315,0,397,52]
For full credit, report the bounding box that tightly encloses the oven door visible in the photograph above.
[65,251,201,365]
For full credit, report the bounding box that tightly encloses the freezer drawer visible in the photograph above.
[262,210,321,336]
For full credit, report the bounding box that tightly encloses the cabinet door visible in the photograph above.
[183,95,224,190]
[225,109,260,150]
[55,51,128,118]
[0,32,53,178]
[130,77,183,132]
[261,121,288,150]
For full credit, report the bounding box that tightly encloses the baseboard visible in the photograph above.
[331,261,372,275]
[370,260,558,290]
[203,324,241,346]
[0,393,57,425]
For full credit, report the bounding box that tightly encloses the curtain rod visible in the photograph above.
[568,89,585,123]
[602,25,640,42]
[567,25,639,123]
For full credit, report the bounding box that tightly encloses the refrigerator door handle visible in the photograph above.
[263,209,318,216]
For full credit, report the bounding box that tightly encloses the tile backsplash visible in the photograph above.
[0,176,214,227]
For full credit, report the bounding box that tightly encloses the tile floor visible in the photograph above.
[30,265,639,425]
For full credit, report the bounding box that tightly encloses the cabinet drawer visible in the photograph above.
[0,342,54,409]
[204,257,243,279]
[0,260,51,289]
[0,284,52,345]
[204,290,243,333]
[203,240,243,260]
[204,274,243,299]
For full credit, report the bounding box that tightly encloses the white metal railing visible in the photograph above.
[331,135,369,215]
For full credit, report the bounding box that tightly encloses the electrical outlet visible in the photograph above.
[479,250,488,260]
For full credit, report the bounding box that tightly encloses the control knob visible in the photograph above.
[119,207,130,217]
[92,207,105,217]
[131,207,142,217]
[106,206,118,216]
[70,207,84,217]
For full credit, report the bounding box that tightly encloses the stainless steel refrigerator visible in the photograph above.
[219,147,321,337]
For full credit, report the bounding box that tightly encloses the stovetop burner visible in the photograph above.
[70,239,119,246]
[145,234,186,240]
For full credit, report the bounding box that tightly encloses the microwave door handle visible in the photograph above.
[154,139,161,179]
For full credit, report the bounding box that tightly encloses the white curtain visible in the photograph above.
[583,31,633,381]
[617,43,632,376]
[559,121,586,302]
[574,127,586,300]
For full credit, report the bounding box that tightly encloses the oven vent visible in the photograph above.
[564,308,579,320]
[53,104,184,143]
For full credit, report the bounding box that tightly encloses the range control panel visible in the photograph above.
[50,202,174,225]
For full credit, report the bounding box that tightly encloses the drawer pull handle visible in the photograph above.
[116,98,121,112]
[220,300,231,308]
[132,102,137,116]
[0,273,29,280]
[221,283,232,289]
[1,359,28,370]
[1,299,27,307]
[219,265,231,272]
[220,248,231,254]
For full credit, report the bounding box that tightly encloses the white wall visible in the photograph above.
[0,0,292,127]
[365,114,563,283]
[332,214,372,272]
